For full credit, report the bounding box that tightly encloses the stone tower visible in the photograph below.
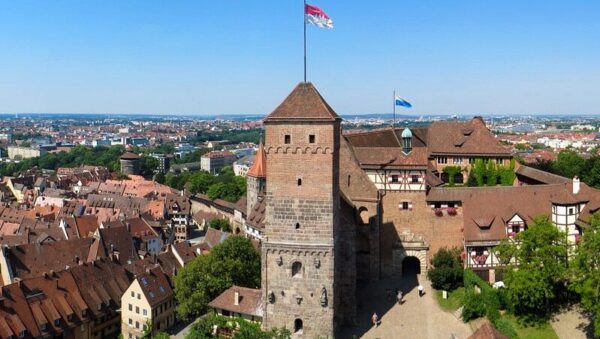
[246,142,267,215]
[262,82,343,337]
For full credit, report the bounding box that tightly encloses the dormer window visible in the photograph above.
[284,135,291,144]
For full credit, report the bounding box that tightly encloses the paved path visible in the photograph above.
[551,305,593,339]
[341,275,472,339]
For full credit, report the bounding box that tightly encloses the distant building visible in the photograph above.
[169,162,201,174]
[200,151,236,174]
[121,268,176,338]
[0,133,12,143]
[233,154,255,177]
[7,146,47,160]
[92,138,111,147]
[151,154,173,174]
[120,152,141,175]
[174,143,195,159]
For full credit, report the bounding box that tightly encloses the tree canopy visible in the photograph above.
[174,236,260,319]
[571,212,600,337]
[164,166,246,202]
[185,313,291,339]
[496,216,568,320]
[427,247,464,291]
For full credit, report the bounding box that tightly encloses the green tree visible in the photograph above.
[486,160,497,186]
[139,155,159,177]
[497,159,516,186]
[442,166,462,186]
[496,216,568,320]
[174,236,261,319]
[552,150,584,179]
[427,247,464,291]
[472,159,486,187]
[209,219,231,232]
[186,313,291,339]
[571,212,600,337]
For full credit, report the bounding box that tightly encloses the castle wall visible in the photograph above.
[380,191,464,277]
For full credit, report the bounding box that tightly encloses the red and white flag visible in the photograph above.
[305,3,333,29]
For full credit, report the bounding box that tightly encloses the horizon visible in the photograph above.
[1,1,599,115]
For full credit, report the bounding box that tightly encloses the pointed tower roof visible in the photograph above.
[263,82,340,122]
[247,142,267,178]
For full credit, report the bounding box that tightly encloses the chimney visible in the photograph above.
[573,176,581,195]
[234,291,240,306]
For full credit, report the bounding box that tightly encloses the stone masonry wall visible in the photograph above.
[380,191,464,277]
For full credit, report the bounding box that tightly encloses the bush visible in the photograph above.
[428,248,463,291]
[462,289,486,321]
[209,218,231,232]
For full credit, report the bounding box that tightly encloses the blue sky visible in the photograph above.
[0,1,599,115]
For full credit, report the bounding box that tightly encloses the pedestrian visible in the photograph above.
[397,290,403,304]
[372,312,379,327]
[418,284,424,297]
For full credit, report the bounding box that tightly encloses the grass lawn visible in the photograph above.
[499,314,558,339]
[435,287,464,312]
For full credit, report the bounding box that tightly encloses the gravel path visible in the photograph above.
[551,304,593,339]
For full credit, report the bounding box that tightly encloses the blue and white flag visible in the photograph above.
[395,96,412,108]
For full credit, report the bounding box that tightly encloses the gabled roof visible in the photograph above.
[263,82,340,122]
[208,285,263,318]
[427,117,511,156]
[247,143,266,178]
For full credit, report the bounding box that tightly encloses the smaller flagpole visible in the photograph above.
[393,90,396,129]
[303,0,307,82]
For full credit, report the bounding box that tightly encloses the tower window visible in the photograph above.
[401,202,409,210]
[309,134,316,143]
[347,175,351,187]
[295,222,300,229]
[284,135,291,144]
[297,178,302,186]
[292,262,302,278]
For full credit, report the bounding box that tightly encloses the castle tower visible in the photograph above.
[246,141,267,214]
[262,82,342,337]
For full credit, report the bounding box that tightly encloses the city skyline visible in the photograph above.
[1,1,599,115]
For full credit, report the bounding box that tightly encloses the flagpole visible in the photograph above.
[303,0,307,82]
[393,90,396,129]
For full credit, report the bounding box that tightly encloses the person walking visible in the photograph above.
[397,290,403,304]
[418,284,424,297]
[372,312,379,327]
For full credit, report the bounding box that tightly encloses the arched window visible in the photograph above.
[292,261,302,278]
[294,319,303,333]
[297,178,302,186]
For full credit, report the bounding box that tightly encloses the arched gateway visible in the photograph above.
[392,231,428,278]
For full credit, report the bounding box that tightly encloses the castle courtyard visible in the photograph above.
[341,276,472,339]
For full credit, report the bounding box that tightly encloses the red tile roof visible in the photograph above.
[264,82,340,122]
[247,143,266,178]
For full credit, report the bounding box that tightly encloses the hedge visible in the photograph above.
[463,269,517,338]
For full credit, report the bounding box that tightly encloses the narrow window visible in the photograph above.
[297,178,302,186]
[309,134,316,143]
[402,202,409,210]
[284,135,291,144]
[292,262,302,278]
[294,319,303,334]
[347,175,351,187]
[295,222,300,229]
